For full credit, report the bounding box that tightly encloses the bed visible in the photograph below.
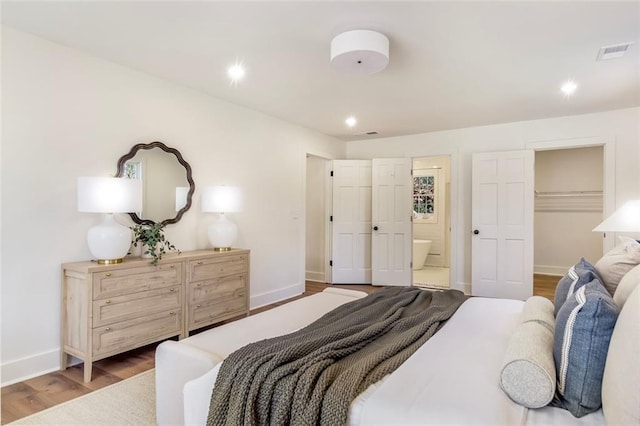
[155,257,640,425]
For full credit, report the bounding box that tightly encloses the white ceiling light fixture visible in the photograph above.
[330,30,389,75]
[561,79,578,97]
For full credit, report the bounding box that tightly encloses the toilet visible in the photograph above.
[413,239,432,270]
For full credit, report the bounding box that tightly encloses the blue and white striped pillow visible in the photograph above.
[553,279,619,417]
[553,258,601,317]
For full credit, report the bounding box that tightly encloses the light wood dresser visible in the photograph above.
[61,249,249,382]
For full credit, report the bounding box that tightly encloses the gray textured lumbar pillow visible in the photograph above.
[500,310,556,408]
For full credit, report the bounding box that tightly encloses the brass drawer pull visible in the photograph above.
[105,327,111,331]
[196,283,202,287]
[196,304,201,308]
[170,265,175,269]
[169,311,176,316]
[169,288,176,292]
[105,273,111,277]
[105,300,111,304]
[197,261,203,265]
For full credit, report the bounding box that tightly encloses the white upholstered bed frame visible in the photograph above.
[155,285,638,425]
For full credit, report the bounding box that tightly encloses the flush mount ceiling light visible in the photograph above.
[330,30,389,75]
[561,79,578,97]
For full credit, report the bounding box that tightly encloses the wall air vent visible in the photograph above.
[597,42,633,61]
[365,131,378,135]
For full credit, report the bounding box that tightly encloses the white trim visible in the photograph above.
[305,270,325,282]
[249,283,303,310]
[1,349,62,386]
[325,160,333,283]
[534,265,568,276]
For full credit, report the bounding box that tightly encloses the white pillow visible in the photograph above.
[613,263,640,309]
[595,236,640,295]
[602,284,640,425]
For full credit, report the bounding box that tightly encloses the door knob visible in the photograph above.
[373,226,379,231]
[473,229,480,235]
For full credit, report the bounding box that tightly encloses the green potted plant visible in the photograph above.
[131,223,180,265]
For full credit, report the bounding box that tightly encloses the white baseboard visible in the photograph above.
[534,265,566,276]
[250,283,303,310]
[305,270,325,282]
[1,348,62,386]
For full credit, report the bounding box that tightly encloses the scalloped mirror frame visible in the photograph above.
[115,141,195,226]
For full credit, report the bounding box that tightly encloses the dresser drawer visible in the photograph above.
[92,309,181,357]
[93,262,182,300]
[93,286,181,327]
[189,255,247,282]
[189,290,246,328]
[190,274,246,303]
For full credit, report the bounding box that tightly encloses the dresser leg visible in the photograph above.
[60,352,68,371]
[83,361,92,383]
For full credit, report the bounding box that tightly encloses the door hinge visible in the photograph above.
[410,261,413,268]
[330,215,333,222]
[330,260,333,267]
[330,170,334,177]
[410,215,413,222]
[411,169,414,176]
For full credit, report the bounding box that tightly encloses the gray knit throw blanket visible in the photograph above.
[207,287,467,426]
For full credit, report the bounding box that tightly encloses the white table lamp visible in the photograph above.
[593,200,640,233]
[78,177,143,264]
[202,186,242,251]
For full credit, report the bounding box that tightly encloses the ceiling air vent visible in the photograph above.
[597,42,633,61]
[365,131,378,135]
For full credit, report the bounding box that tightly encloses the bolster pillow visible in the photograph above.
[521,295,554,330]
[500,321,556,408]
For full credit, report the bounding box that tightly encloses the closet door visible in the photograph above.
[371,158,412,286]
[471,150,533,299]
[331,160,372,283]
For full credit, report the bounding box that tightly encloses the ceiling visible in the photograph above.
[2,1,639,141]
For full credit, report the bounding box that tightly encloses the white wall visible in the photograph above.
[0,28,345,384]
[347,107,640,293]
[534,147,604,274]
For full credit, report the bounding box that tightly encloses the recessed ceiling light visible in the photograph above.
[345,116,357,127]
[561,80,577,97]
[346,117,357,127]
[227,62,246,85]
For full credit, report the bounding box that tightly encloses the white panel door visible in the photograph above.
[472,150,534,299]
[371,158,412,286]
[331,160,372,283]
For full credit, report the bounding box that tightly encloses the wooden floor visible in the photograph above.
[0,275,557,424]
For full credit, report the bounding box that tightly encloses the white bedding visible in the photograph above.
[182,295,604,425]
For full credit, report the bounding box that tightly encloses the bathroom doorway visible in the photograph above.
[412,156,451,289]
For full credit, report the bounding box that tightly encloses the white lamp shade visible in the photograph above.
[202,186,242,213]
[593,200,640,232]
[78,177,142,213]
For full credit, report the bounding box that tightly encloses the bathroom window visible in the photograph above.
[413,175,435,214]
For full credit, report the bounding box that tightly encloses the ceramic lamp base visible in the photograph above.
[87,213,132,263]
[208,213,237,250]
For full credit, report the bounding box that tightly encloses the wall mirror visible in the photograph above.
[116,141,195,225]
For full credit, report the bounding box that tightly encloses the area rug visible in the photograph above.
[9,369,156,425]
